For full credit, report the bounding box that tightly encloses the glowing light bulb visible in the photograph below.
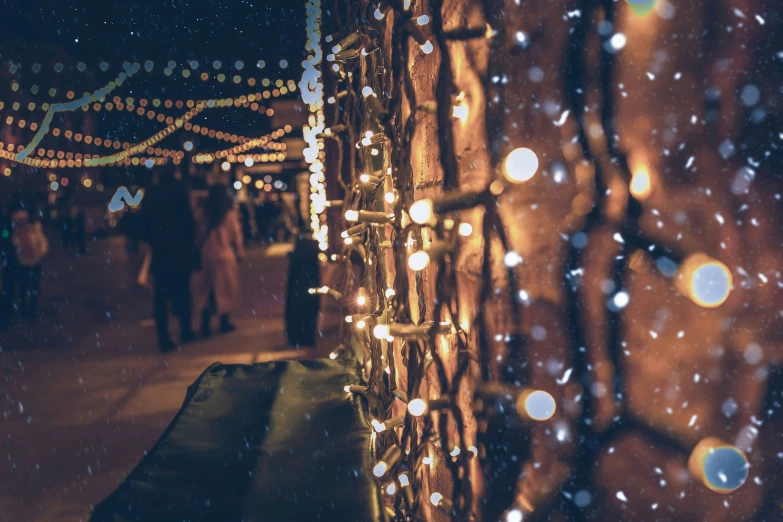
[233,181,242,190]
[409,199,434,225]
[386,483,396,495]
[345,210,359,222]
[468,445,478,457]
[329,352,338,360]
[357,295,367,306]
[504,148,539,183]
[450,447,461,457]
[430,492,443,506]
[630,165,652,200]
[407,398,427,416]
[408,251,431,271]
[221,161,231,172]
[183,140,193,151]
[362,86,374,97]
[517,390,556,421]
[399,474,410,487]
[458,223,473,236]
[373,462,388,477]
[688,438,749,494]
[356,319,366,329]
[244,157,255,167]
[421,41,434,54]
[676,254,733,308]
[452,102,469,123]
[506,509,524,522]
[385,192,396,204]
[344,385,351,393]
[371,419,384,432]
[373,324,391,340]
[422,457,432,465]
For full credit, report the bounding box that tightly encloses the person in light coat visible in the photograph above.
[193,185,244,336]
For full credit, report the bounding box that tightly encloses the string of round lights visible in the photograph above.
[6,58,297,98]
[13,62,141,161]
[0,147,168,169]
[300,0,328,250]
[6,58,288,77]
[0,79,296,116]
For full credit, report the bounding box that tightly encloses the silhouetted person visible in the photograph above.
[9,200,49,320]
[140,166,197,352]
[193,185,244,337]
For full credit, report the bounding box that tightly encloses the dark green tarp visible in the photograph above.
[91,359,383,522]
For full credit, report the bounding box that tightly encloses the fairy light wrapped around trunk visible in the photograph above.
[310,0,762,520]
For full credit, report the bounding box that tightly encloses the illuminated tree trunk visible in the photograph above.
[320,0,782,520]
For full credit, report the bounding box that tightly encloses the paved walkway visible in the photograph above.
[0,238,337,522]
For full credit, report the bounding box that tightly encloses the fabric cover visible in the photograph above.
[91,359,383,522]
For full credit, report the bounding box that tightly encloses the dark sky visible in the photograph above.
[0,0,308,158]
[2,0,306,67]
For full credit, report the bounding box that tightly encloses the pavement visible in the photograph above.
[0,237,338,522]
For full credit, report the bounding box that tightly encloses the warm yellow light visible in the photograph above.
[504,147,539,183]
[407,398,427,417]
[458,223,473,237]
[408,251,430,271]
[409,199,434,225]
[630,165,652,200]
[384,192,396,204]
[242,175,251,184]
[221,161,231,172]
[373,324,391,340]
[255,180,264,189]
[357,295,366,306]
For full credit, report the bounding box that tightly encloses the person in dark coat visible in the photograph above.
[140,165,197,352]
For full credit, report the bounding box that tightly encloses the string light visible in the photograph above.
[344,210,394,225]
[373,446,402,477]
[300,0,328,249]
[16,62,141,160]
[408,240,448,271]
[308,286,343,299]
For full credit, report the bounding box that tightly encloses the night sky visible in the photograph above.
[0,0,307,157]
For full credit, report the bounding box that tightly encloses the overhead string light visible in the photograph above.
[15,62,142,161]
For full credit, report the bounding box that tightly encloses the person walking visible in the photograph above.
[140,166,197,352]
[9,202,49,320]
[193,185,244,337]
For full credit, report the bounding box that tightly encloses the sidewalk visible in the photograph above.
[0,239,338,522]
